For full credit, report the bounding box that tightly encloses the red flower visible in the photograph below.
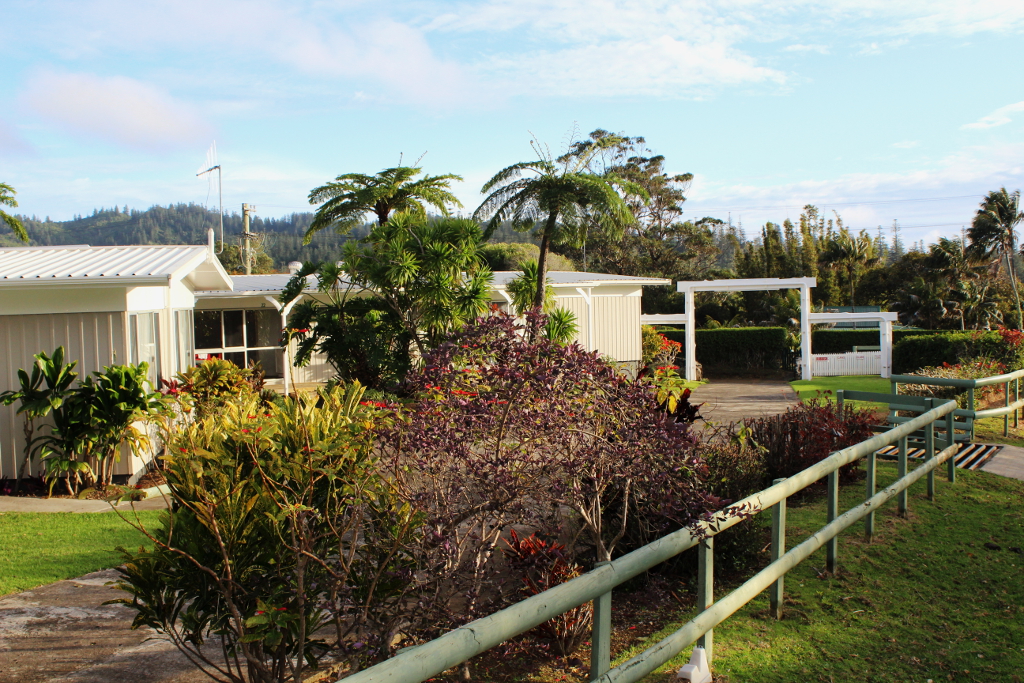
[241,429,250,434]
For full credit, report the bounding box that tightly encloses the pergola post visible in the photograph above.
[800,284,813,381]
[684,286,698,381]
[881,319,893,378]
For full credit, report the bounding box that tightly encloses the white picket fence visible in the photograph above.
[809,351,882,376]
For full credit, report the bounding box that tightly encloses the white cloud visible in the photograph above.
[962,101,1024,130]
[22,71,214,151]
[784,44,829,54]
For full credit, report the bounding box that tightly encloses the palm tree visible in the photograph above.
[891,277,961,329]
[0,183,28,242]
[967,187,1024,328]
[304,166,463,244]
[820,229,877,306]
[474,138,637,309]
[927,237,985,286]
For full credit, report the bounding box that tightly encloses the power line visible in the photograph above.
[687,194,982,213]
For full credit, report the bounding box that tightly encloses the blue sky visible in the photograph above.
[2,0,1023,246]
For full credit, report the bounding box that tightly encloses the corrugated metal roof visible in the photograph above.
[0,245,223,286]
[197,271,669,298]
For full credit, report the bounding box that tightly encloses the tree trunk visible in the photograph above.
[533,212,558,311]
[1007,250,1023,330]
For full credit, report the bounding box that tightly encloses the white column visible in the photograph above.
[800,285,812,380]
[685,287,698,381]
[880,319,893,378]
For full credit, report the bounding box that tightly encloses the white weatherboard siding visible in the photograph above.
[0,311,126,479]
[593,294,642,363]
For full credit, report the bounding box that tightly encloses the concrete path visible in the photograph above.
[688,378,800,425]
[980,443,1024,482]
[0,570,214,683]
[0,496,169,514]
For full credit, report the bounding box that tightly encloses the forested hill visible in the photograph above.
[3,204,360,270]
[4,203,537,271]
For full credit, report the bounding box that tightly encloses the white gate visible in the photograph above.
[808,351,882,377]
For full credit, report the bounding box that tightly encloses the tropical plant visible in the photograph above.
[474,134,640,310]
[168,358,262,420]
[891,276,962,329]
[284,263,413,390]
[112,384,417,681]
[820,228,878,305]
[542,307,579,344]
[337,213,493,356]
[506,260,556,313]
[0,347,77,492]
[0,182,28,242]
[479,242,575,272]
[304,166,463,243]
[77,364,166,487]
[968,187,1024,329]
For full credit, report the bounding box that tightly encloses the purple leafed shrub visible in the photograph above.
[738,396,881,483]
[377,312,722,633]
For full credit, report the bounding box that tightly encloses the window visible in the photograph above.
[193,308,283,378]
[173,309,194,375]
[129,312,161,387]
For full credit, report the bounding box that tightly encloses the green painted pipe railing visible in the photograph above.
[342,399,959,683]
[891,368,1024,438]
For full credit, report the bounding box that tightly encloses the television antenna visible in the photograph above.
[197,142,224,254]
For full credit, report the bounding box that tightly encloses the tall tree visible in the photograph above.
[0,182,28,242]
[475,134,639,309]
[967,187,1024,329]
[820,228,878,306]
[304,166,463,244]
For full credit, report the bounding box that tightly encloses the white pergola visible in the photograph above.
[807,311,899,378]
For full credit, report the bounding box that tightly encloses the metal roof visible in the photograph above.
[0,245,233,290]
[196,271,670,299]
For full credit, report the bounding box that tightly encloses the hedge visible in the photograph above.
[661,327,793,374]
[812,328,944,354]
[891,331,1024,374]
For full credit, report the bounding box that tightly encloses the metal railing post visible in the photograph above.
[826,470,838,573]
[865,448,876,542]
[898,435,909,517]
[946,409,956,483]
[590,564,612,680]
[769,478,786,619]
[925,398,936,502]
[968,386,976,441]
[697,538,714,663]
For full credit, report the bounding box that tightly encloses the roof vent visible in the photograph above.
[287,261,303,275]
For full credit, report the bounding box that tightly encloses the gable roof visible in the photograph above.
[0,245,233,290]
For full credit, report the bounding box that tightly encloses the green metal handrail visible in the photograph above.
[342,399,958,683]
[891,369,1024,438]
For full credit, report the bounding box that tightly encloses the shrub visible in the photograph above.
[165,359,267,420]
[113,384,416,679]
[661,327,791,375]
[892,329,1024,373]
[738,397,880,483]
[480,242,575,272]
[812,328,942,353]
[899,359,1008,408]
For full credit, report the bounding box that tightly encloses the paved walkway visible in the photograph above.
[0,570,213,683]
[0,496,169,513]
[980,444,1024,481]
[688,378,800,424]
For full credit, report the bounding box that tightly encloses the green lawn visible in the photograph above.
[0,510,161,596]
[622,464,1024,682]
[790,375,890,402]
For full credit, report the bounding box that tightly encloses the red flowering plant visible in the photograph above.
[377,311,725,638]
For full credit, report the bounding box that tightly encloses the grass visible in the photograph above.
[0,510,161,596]
[790,375,890,402]
[619,463,1024,683]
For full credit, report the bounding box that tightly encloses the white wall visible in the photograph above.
[0,287,126,315]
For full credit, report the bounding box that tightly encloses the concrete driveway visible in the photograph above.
[688,378,799,424]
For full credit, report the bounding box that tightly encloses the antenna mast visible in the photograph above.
[197,142,224,254]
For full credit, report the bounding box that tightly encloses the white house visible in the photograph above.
[0,240,667,482]
[0,242,232,481]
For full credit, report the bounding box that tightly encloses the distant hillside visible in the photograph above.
[3,204,362,270]
[3,203,542,271]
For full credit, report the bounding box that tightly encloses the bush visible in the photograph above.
[480,242,575,271]
[899,359,1008,408]
[113,384,418,679]
[892,329,1024,374]
[661,327,791,375]
[812,328,942,353]
[738,398,881,483]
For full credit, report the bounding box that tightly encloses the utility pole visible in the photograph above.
[241,203,255,275]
